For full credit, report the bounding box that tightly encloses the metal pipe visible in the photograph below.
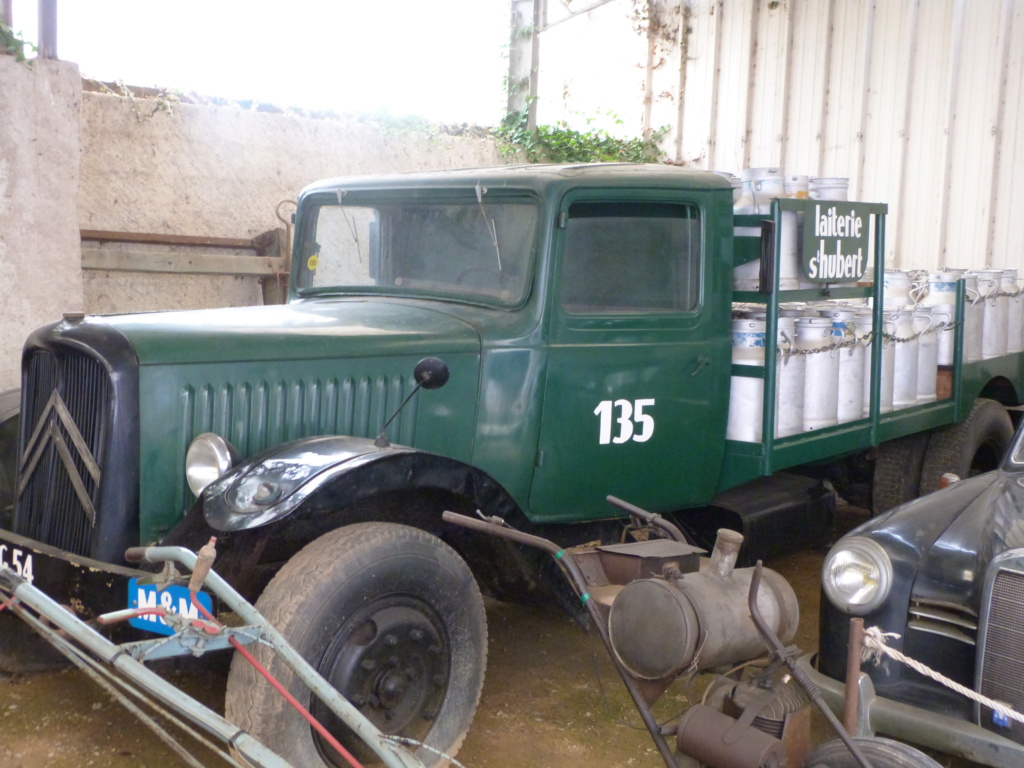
[843,617,865,734]
[708,528,743,579]
[11,604,225,768]
[747,563,874,768]
[605,495,689,543]
[441,511,682,768]
[0,566,291,768]
[795,653,1024,768]
[37,0,56,59]
[123,546,424,768]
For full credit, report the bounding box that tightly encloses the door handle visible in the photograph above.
[690,356,710,376]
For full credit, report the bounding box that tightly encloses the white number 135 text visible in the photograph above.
[594,399,655,445]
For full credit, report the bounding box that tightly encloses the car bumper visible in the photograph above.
[0,527,153,671]
[0,527,147,617]
[796,653,1024,767]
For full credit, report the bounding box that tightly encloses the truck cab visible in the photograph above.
[0,164,739,767]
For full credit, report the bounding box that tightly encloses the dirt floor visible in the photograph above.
[0,506,979,767]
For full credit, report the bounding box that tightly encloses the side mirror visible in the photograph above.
[375,357,450,448]
[414,357,450,390]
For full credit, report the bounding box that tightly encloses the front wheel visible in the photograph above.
[225,522,487,767]
[805,736,942,767]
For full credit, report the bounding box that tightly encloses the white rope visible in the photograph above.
[862,626,1024,726]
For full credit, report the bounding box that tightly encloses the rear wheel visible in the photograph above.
[225,522,487,767]
[872,433,929,514]
[918,398,1013,496]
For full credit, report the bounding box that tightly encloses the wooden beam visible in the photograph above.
[80,229,257,250]
[81,247,287,277]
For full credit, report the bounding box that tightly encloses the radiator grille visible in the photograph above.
[13,350,110,556]
[979,568,1024,744]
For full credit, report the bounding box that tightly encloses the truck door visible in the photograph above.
[528,195,730,522]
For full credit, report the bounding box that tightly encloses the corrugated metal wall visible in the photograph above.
[536,0,1024,272]
[651,0,1024,271]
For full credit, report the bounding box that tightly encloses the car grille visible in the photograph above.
[907,597,978,646]
[13,349,110,557]
[978,567,1024,744]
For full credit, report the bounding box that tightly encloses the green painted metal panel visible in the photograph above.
[468,346,547,513]
[527,185,734,521]
[136,350,481,542]
[105,300,480,365]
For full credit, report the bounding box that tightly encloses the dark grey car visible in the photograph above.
[805,416,1024,767]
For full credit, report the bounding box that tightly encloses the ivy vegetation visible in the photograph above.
[1,23,35,64]
[494,108,667,164]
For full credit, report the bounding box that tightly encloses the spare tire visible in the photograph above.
[918,398,1013,496]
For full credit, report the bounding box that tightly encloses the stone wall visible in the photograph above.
[0,57,82,392]
[0,62,502,391]
[80,92,502,314]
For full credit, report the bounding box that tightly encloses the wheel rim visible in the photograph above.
[311,595,450,765]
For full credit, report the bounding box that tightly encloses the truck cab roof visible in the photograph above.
[299,163,734,199]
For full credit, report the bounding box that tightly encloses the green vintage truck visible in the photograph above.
[1,164,1021,766]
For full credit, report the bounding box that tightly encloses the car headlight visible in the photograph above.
[822,536,893,614]
[185,433,238,496]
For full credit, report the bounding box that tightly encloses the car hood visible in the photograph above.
[909,471,1024,609]
[82,298,481,365]
[850,473,998,562]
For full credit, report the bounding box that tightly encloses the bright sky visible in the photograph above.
[8,0,512,125]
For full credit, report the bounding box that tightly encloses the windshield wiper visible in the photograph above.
[335,189,363,263]
[475,181,502,271]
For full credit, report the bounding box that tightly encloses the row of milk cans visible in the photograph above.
[726,267,1024,442]
[717,168,852,291]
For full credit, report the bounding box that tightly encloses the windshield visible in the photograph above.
[295,191,538,307]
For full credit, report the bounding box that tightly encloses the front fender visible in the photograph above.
[201,436,412,531]
[200,435,525,533]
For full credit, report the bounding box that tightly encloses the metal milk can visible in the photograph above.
[727,318,766,442]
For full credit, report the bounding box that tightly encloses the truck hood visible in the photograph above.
[83,298,481,364]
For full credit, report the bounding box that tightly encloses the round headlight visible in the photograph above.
[822,536,893,614]
[185,433,238,496]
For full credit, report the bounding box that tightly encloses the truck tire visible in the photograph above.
[0,388,20,528]
[918,398,1013,496]
[806,736,942,767]
[872,433,929,515]
[224,522,487,768]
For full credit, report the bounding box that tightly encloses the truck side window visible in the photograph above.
[560,201,700,314]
